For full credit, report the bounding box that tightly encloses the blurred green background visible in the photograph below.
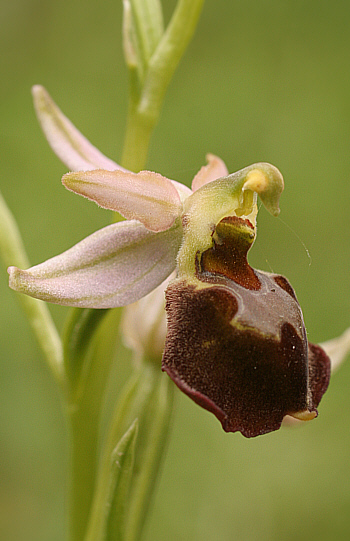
[1,0,350,540]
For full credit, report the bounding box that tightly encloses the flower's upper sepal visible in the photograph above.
[32,86,124,172]
[162,216,331,438]
[8,220,181,309]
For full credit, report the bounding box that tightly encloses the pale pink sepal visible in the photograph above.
[8,220,181,309]
[32,85,124,172]
[63,169,183,232]
[191,153,229,192]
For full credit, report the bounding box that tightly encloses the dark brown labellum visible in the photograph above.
[162,217,330,437]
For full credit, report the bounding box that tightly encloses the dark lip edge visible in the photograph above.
[162,363,285,438]
[162,363,227,422]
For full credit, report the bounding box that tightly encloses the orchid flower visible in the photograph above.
[8,86,330,438]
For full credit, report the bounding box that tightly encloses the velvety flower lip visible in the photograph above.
[162,215,331,438]
[162,278,330,437]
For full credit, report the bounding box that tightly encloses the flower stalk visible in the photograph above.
[84,362,174,541]
[121,0,205,171]
[64,308,121,541]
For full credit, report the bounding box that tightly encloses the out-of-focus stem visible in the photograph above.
[0,190,64,386]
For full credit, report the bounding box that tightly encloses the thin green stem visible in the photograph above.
[84,367,149,541]
[0,190,64,386]
[68,404,101,541]
[67,309,121,541]
[124,369,175,541]
[139,0,205,119]
[121,0,205,172]
[120,102,155,172]
[84,362,175,541]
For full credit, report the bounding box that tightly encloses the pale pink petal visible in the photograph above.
[171,179,192,201]
[32,85,124,172]
[191,153,229,192]
[8,220,182,309]
[63,169,182,232]
[121,272,175,362]
[320,327,350,373]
